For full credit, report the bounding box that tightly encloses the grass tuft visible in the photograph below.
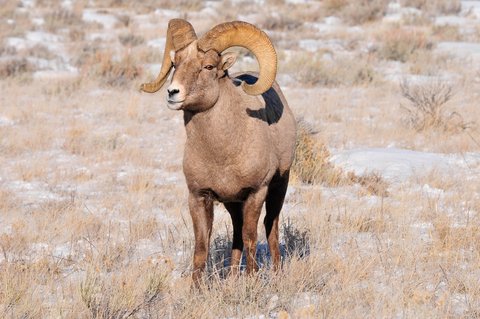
[291,120,344,186]
[379,27,432,62]
[400,80,472,132]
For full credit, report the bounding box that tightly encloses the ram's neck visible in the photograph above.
[183,79,251,163]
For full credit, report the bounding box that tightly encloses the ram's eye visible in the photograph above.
[204,65,214,70]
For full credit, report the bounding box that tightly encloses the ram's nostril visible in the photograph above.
[167,88,180,98]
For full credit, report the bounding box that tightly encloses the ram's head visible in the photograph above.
[140,19,277,111]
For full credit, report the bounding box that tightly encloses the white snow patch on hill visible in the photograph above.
[331,148,479,182]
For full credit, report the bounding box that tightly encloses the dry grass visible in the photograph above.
[0,58,35,78]
[79,51,143,87]
[400,0,462,15]
[338,0,390,25]
[43,7,84,32]
[400,80,472,132]
[378,27,433,62]
[291,121,344,186]
[1,0,480,317]
[283,52,378,87]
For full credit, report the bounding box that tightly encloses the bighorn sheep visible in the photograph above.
[140,19,296,285]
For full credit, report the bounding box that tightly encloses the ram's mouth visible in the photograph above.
[167,99,185,110]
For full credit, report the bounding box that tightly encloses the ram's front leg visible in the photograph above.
[189,193,214,287]
[242,186,268,274]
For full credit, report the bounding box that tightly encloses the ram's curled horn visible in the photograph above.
[140,19,197,93]
[197,21,277,96]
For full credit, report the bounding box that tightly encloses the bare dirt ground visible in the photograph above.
[1,0,480,317]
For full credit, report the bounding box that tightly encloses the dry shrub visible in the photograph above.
[80,51,142,87]
[339,0,389,25]
[400,0,461,15]
[25,44,56,60]
[379,27,432,62]
[63,125,89,155]
[115,14,131,28]
[257,13,302,31]
[43,8,83,32]
[282,218,310,258]
[0,1,20,20]
[41,78,82,97]
[80,264,168,318]
[69,27,86,41]
[0,57,35,78]
[323,0,348,13]
[431,24,462,41]
[127,171,154,194]
[0,45,17,56]
[0,262,42,318]
[400,80,472,132]
[284,52,377,87]
[99,0,203,12]
[118,33,145,47]
[292,121,343,186]
[408,50,449,75]
[348,171,389,197]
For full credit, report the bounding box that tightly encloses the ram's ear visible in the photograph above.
[219,52,236,71]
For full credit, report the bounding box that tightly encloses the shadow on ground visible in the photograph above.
[207,219,310,279]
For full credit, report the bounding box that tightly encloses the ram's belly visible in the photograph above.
[185,165,271,202]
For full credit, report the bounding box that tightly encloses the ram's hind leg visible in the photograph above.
[264,171,290,271]
[224,202,243,276]
[243,186,268,274]
[189,193,214,287]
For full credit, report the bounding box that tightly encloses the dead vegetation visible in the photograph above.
[378,27,433,62]
[1,0,480,317]
[324,0,390,25]
[0,57,35,78]
[284,52,378,87]
[400,0,462,15]
[291,121,344,186]
[79,51,143,87]
[400,80,472,132]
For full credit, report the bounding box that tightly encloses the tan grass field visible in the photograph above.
[1,0,480,317]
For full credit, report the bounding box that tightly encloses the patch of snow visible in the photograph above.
[436,42,480,61]
[285,0,310,3]
[324,16,342,26]
[421,184,444,196]
[85,32,116,42]
[5,37,28,50]
[299,39,345,53]
[8,180,64,203]
[306,22,339,34]
[21,0,35,8]
[0,116,15,126]
[82,9,118,29]
[462,1,480,18]
[33,69,78,79]
[26,31,62,44]
[383,13,403,23]
[53,243,72,258]
[32,17,44,26]
[147,38,166,49]
[435,15,471,26]
[330,148,466,182]
[153,8,179,18]
[62,0,73,9]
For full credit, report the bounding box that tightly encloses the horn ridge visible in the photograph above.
[197,21,277,95]
[140,19,197,93]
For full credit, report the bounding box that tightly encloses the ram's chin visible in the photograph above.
[167,100,184,110]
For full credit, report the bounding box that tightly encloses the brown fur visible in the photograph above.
[164,39,296,286]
